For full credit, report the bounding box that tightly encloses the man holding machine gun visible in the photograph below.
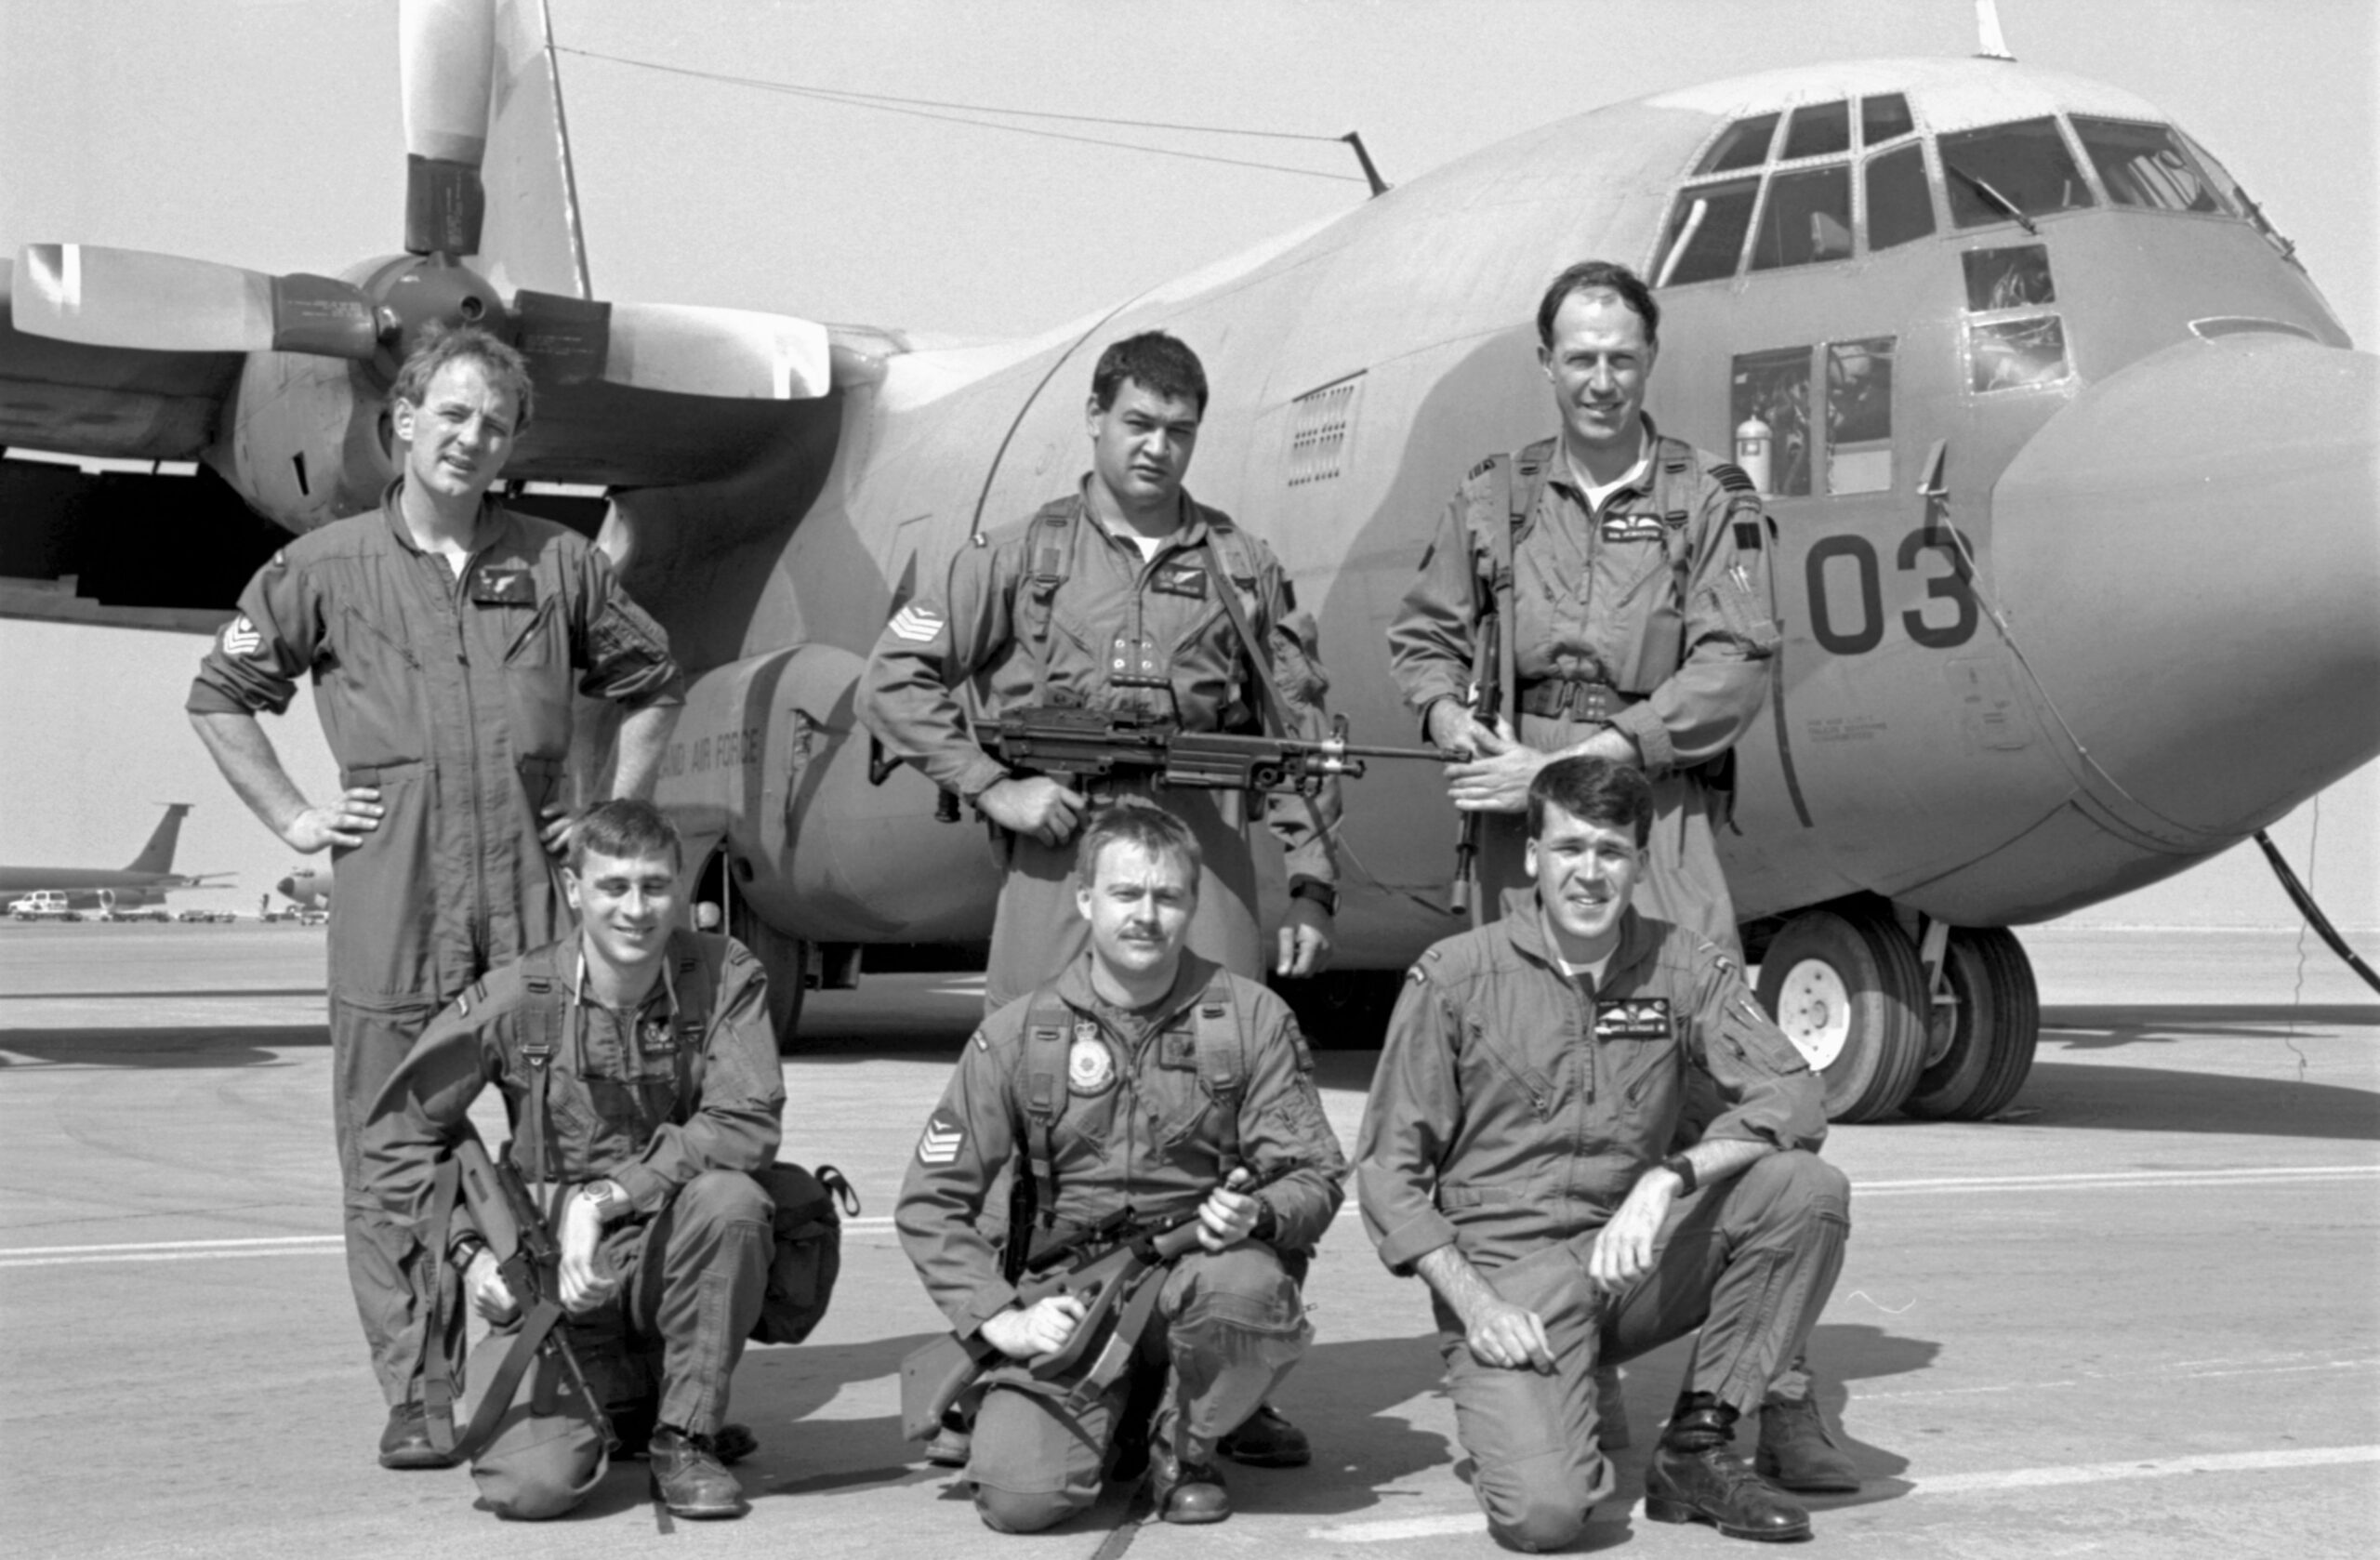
[895,803,1348,1532]
[364,800,785,1520]
[859,330,1342,1014]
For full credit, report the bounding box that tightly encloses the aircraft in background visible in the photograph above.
[3,2,2373,1123]
[274,863,332,912]
[0,803,232,916]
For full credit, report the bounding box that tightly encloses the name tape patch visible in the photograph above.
[1595,998,1673,1038]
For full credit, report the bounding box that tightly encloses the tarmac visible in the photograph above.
[2,921,2373,1559]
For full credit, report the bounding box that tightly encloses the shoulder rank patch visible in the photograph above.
[917,1112,965,1166]
[1407,965,1428,985]
[1732,520,1764,553]
[220,615,263,657]
[1595,998,1673,1038]
[1711,461,1757,495]
[888,603,944,642]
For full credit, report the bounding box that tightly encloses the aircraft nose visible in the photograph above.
[274,877,295,897]
[1987,334,2380,837]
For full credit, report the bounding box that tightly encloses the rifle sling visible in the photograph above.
[1197,546,1298,741]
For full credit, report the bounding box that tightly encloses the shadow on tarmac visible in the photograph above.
[0,1025,310,1068]
[2014,1058,2380,1140]
[2043,1004,2377,1047]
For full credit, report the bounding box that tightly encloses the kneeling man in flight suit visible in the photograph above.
[897,802,1347,1532]
[366,800,786,1520]
[1357,756,1850,1549]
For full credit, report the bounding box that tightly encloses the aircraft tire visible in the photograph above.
[1903,928,2040,1120]
[1755,902,1927,1123]
[727,896,809,1055]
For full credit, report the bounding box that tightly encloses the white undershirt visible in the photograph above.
[1554,951,1615,990]
[1105,523,1179,562]
[1574,449,1651,515]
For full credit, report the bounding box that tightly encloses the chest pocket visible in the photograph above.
[1596,998,1683,1116]
[1459,1011,1558,1121]
[562,1008,690,1158]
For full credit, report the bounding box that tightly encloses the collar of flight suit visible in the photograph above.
[1492,885,1660,992]
[1049,945,1224,1048]
[375,476,516,562]
[571,935,682,1023]
[1540,413,1662,509]
[1069,479,1218,561]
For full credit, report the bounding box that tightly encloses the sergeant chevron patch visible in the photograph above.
[888,604,944,642]
[917,1113,965,1165]
[221,615,262,656]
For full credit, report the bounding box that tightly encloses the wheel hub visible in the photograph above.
[1774,958,1853,1070]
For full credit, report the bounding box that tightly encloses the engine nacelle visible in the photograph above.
[655,643,1000,944]
[208,350,393,532]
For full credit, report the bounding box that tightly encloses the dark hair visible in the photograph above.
[569,798,682,873]
[1527,755,1654,846]
[1074,800,1204,889]
[390,321,536,430]
[1090,331,1209,416]
[1535,260,1660,350]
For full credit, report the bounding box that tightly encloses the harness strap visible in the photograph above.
[1191,970,1246,1170]
[1018,986,1071,1234]
[1197,528,1295,739]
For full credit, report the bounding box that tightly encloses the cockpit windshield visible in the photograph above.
[2070,116,2233,215]
[1938,117,2095,228]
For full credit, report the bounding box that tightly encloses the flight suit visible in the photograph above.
[860,487,1337,1012]
[1355,892,1848,1552]
[188,483,683,1402]
[364,929,786,1461]
[1386,424,1778,953]
[897,950,1348,1533]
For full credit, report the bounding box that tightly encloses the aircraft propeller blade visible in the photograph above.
[400,0,495,255]
[10,244,382,359]
[600,301,833,400]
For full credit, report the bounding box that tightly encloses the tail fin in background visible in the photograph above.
[475,0,593,300]
[125,803,193,875]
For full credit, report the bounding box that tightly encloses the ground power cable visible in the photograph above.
[2254,811,2380,998]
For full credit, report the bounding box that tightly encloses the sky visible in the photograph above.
[0,0,2373,924]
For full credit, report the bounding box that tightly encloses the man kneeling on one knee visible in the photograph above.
[366,800,786,1519]
[896,802,1348,1532]
[1356,756,1851,1549]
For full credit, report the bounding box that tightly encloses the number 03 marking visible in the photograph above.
[1805,528,1978,654]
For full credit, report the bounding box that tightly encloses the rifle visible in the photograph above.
[1449,611,1500,926]
[988,705,1449,800]
[899,1164,1290,1442]
[425,1135,613,1459]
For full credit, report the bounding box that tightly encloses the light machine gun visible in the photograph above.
[900,1164,1291,1442]
[987,705,1449,800]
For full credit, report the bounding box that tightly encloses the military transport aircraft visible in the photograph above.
[0,802,231,915]
[4,1,2373,1124]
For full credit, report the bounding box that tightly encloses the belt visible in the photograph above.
[1515,680,1639,722]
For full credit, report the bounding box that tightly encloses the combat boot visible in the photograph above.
[1756,1395,1859,1492]
[1644,1398,1811,1543]
[1217,1400,1311,1468]
[648,1426,747,1519]
[377,1402,455,1470]
[1145,1442,1231,1525]
[923,1422,972,1469]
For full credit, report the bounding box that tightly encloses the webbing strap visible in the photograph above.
[1019,987,1071,1230]
[1197,529,1295,740]
[1192,971,1245,1170]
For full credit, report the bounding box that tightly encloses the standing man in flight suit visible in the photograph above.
[897,802,1347,1532]
[1357,757,1851,1549]
[1386,259,1777,956]
[1387,262,1858,1494]
[860,330,1339,1013]
[365,800,783,1520]
[862,330,1337,1469]
[188,324,684,1469]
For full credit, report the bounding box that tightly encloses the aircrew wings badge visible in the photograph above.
[888,603,944,642]
[1594,998,1673,1038]
[917,1113,964,1166]
[221,615,263,657]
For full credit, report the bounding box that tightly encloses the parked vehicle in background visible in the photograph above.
[9,892,83,922]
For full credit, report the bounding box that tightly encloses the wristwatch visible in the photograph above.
[1658,1153,1699,1197]
[1287,876,1339,917]
[581,1179,629,1222]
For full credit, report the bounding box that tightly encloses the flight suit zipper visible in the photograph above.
[445,535,493,969]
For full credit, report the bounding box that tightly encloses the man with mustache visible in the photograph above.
[896,803,1347,1531]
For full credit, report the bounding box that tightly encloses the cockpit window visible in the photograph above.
[1783,101,1851,160]
[1750,165,1853,271]
[1861,94,1914,145]
[1698,113,1780,175]
[1656,177,1759,285]
[1939,117,2095,228]
[1865,143,1935,250]
[2070,117,2232,215]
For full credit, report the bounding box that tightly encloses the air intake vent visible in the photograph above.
[2189,316,2319,343]
[1286,374,1364,486]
